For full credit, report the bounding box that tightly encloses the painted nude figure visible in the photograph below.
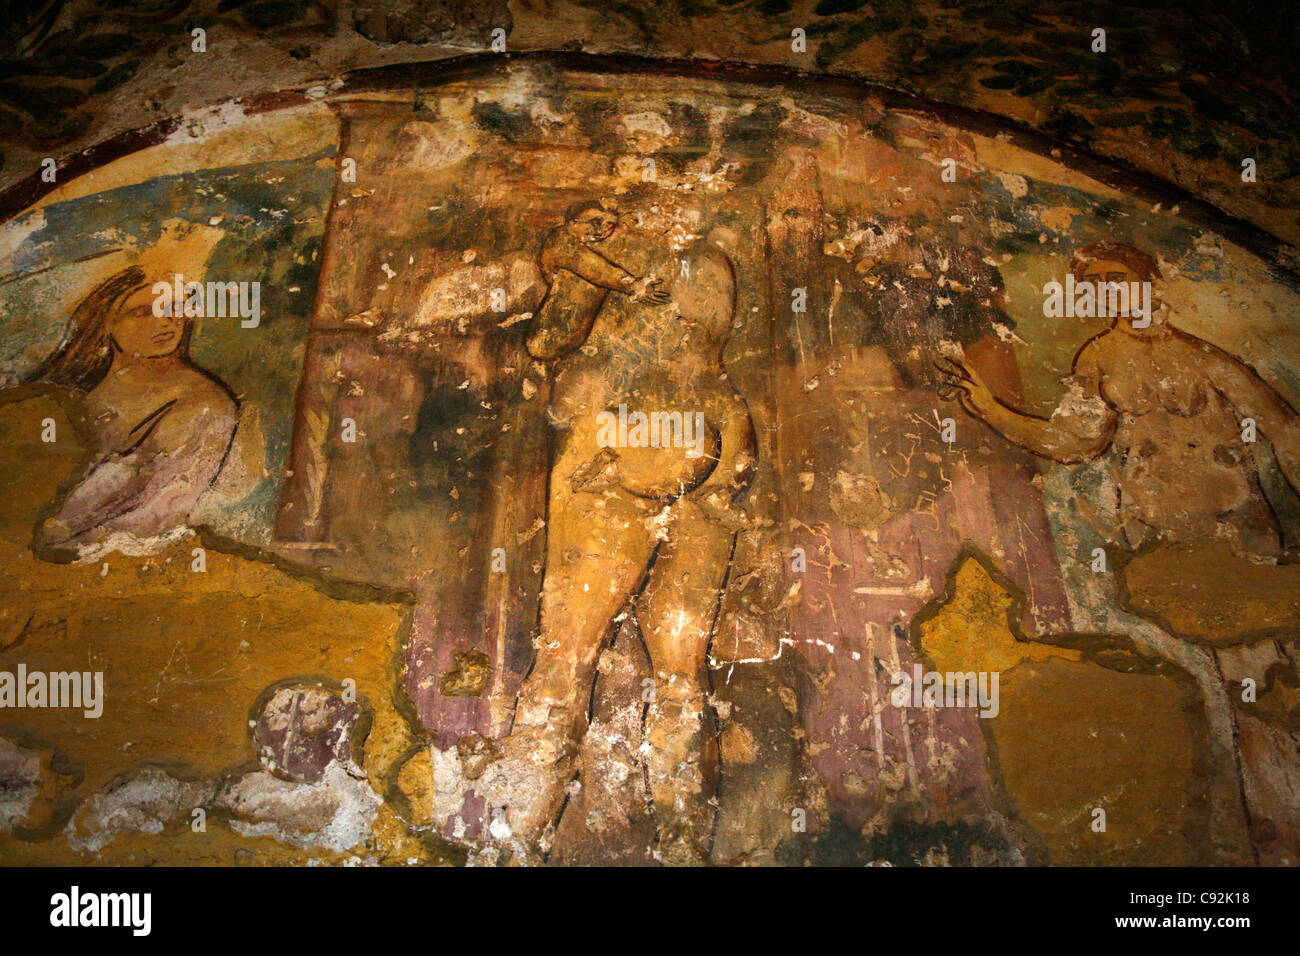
[23,266,239,559]
[938,240,1300,862]
[475,202,756,861]
[938,241,1300,558]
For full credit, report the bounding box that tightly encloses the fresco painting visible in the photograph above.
[1,62,1298,867]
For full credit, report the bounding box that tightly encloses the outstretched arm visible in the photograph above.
[936,343,1117,464]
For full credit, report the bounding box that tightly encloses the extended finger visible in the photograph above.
[934,357,973,382]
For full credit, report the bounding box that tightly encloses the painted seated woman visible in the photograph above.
[937,240,1300,864]
[23,266,238,560]
[938,241,1300,559]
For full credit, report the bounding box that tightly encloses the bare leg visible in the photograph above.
[635,496,735,862]
[484,435,656,849]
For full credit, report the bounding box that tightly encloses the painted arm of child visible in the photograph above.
[526,230,668,360]
[1210,345,1300,496]
[935,343,1118,464]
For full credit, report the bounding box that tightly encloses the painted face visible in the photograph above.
[111,285,185,358]
[567,208,619,243]
[1078,258,1142,287]
[1078,257,1163,322]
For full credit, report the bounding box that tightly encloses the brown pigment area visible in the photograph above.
[1121,540,1300,644]
[993,659,1200,866]
[916,555,1207,865]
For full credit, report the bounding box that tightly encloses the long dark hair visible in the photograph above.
[28,266,174,392]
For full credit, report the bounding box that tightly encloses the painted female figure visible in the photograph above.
[24,266,239,559]
[938,240,1300,862]
[938,241,1300,558]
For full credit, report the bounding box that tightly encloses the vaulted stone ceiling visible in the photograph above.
[2,0,1298,252]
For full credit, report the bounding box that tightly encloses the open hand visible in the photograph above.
[934,357,996,418]
[631,276,670,305]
